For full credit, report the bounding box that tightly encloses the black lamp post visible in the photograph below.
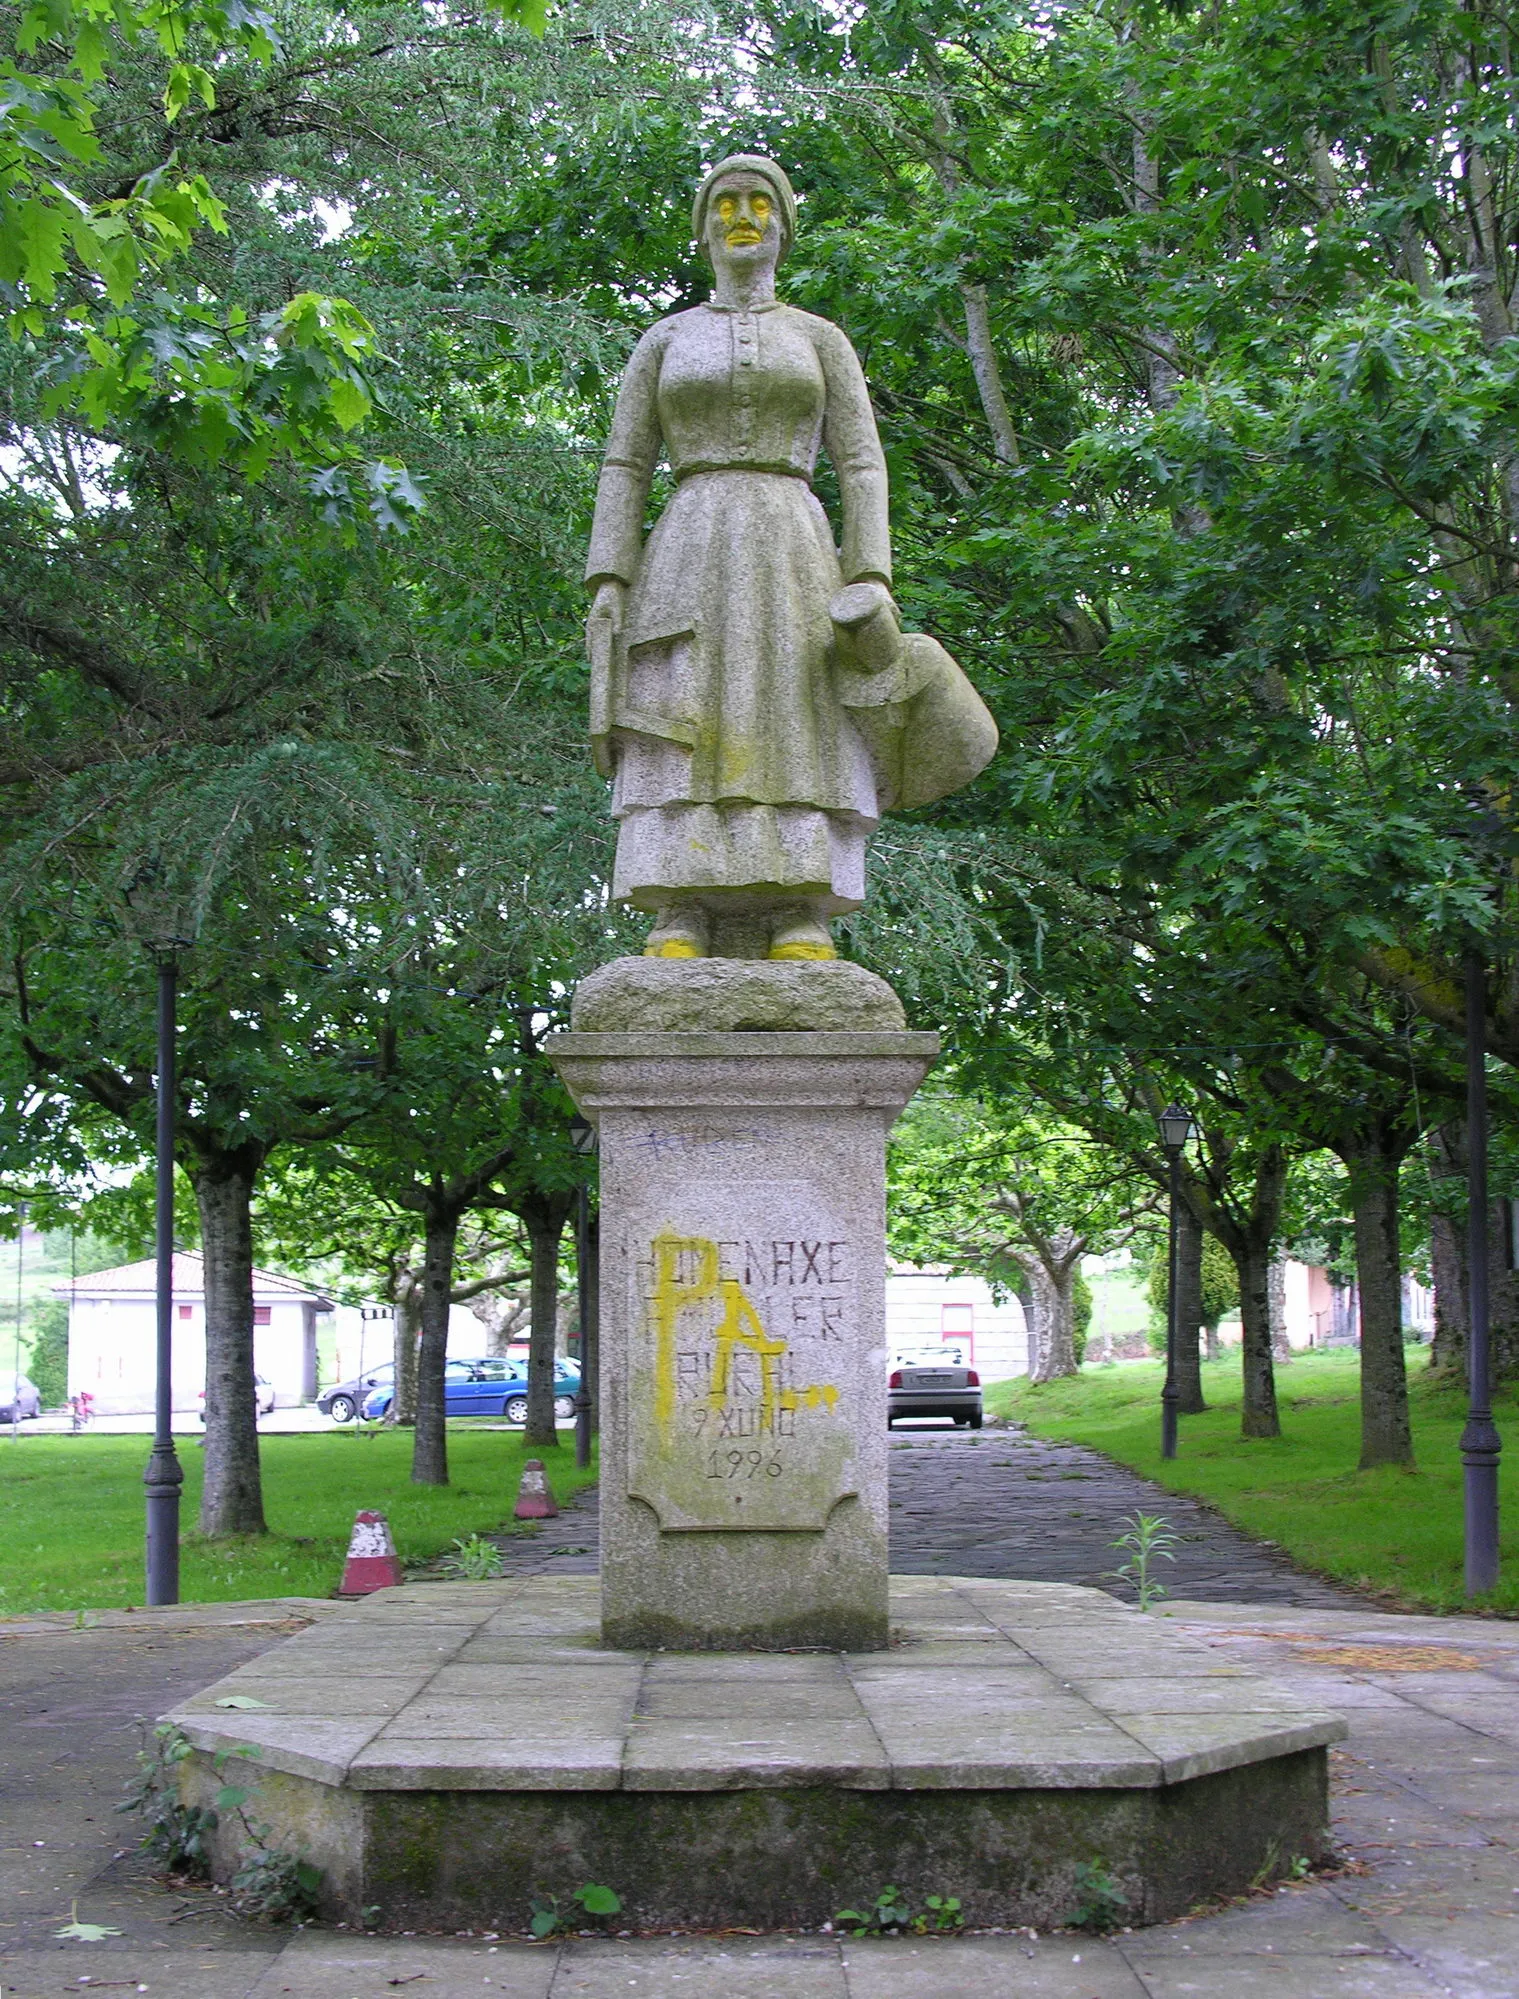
[123,863,195,1607]
[569,1113,599,1471]
[1158,1103,1193,1463]
[1463,951,1502,1594]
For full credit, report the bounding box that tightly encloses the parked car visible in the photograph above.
[362,1357,580,1424]
[319,1361,395,1424]
[887,1357,982,1428]
[0,1374,41,1422]
[196,1375,276,1422]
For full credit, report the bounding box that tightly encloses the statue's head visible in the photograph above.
[693,154,797,275]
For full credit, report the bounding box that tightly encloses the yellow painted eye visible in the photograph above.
[751,194,772,219]
[716,195,738,222]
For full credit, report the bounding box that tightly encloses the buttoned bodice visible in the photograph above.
[585,302,890,588]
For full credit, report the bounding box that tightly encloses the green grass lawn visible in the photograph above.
[986,1348,1519,1616]
[0,1425,597,1615]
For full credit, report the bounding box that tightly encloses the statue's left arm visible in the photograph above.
[817,323,891,587]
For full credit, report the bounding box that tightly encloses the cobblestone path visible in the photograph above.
[886,1425,1356,1604]
[488,1420,1358,1606]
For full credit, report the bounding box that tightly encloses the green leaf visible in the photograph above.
[326,375,370,433]
[17,198,66,301]
[55,1900,122,1942]
[573,1883,621,1915]
[484,0,547,31]
[214,1694,272,1709]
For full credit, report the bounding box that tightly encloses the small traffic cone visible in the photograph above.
[339,1509,405,1594]
[514,1458,559,1520]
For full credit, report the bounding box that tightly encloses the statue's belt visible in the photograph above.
[672,460,811,485]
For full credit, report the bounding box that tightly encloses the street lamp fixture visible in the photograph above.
[569,1113,599,1469]
[1158,1104,1193,1463]
[122,859,197,1608]
[1159,1104,1193,1153]
[569,1113,597,1157]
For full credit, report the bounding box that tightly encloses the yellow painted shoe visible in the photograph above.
[769,940,837,961]
[645,937,702,958]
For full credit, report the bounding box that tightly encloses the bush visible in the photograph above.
[27,1299,68,1407]
[1147,1238,1238,1355]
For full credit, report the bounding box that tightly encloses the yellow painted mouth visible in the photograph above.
[769,941,837,962]
[725,226,763,245]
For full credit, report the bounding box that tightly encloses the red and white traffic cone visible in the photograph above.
[339,1509,405,1595]
[514,1459,559,1520]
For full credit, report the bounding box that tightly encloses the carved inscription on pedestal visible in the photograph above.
[625,1182,859,1532]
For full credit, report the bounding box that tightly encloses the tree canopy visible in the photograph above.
[6,0,1519,1524]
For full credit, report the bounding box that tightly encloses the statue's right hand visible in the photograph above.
[585,579,626,663]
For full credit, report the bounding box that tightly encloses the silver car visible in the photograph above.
[0,1374,41,1422]
[888,1359,982,1429]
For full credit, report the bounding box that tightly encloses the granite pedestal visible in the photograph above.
[167,1574,1346,1932]
[550,959,935,1651]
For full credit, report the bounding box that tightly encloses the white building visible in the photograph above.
[885,1266,1028,1381]
[59,1253,332,1414]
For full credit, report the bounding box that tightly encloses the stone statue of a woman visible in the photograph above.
[585,154,996,961]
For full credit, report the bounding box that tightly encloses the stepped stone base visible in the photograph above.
[167,1575,1344,1933]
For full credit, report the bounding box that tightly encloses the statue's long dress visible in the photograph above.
[585,301,892,914]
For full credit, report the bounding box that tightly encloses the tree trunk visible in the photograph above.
[520,1190,573,1446]
[1174,1198,1206,1413]
[961,281,1019,465]
[1344,1137,1415,1469]
[1199,1143,1286,1439]
[1203,1317,1222,1363]
[412,1200,459,1487]
[1234,1239,1281,1439]
[1421,1122,1519,1379]
[1268,1256,1294,1366]
[474,1292,528,1357]
[390,1274,420,1425]
[1026,1257,1080,1383]
[1429,1185,1467,1378]
[1486,1188,1519,1381]
[192,1145,267,1537]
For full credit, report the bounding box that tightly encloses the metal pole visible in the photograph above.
[144,954,183,1605]
[574,1182,592,1469]
[587,1209,599,1439]
[12,1209,23,1443]
[1162,1146,1181,1460]
[1463,950,1502,1595]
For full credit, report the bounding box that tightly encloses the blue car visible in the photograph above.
[362,1357,581,1424]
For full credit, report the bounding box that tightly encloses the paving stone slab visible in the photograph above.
[623,1717,892,1789]
[0,1949,270,1997]
[172,1712,391,1785]
[838,1934,1148,1998]
[346,1734,629,1790]
[246,1931,555,1998]
[1118,1948,1447,1997]
[548,1936,848,1996]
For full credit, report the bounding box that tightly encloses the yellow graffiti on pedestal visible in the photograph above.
[650,1231,840,1441]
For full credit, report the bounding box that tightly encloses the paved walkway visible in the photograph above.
[4,1428,1513,1997]
[486,1424,1356,1607]
[3,1593,1516,1996]
[886,1426,1355,1604]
